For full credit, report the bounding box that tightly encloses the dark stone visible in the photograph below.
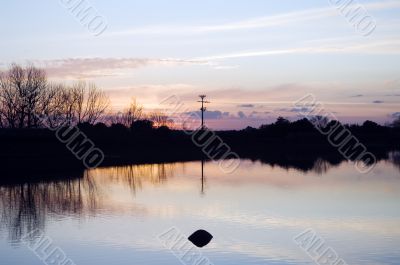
[188,229,213,248]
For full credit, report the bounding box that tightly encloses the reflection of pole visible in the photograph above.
[201,159,205,195]
[198,95,210,130]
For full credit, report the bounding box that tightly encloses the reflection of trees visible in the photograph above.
[0,184,45,242]
[86,163,178,194]
[0,163,179,242]
[0,175,99,242]
[389,151,400,171]
[257,156,341,174]
[312,158,332,174]
[3,154,398,243]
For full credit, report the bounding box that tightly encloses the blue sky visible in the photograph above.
[1,0,400,129]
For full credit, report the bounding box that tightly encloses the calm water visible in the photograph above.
[1,155,400,265]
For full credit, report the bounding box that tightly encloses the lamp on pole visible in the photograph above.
[198,95,210,129]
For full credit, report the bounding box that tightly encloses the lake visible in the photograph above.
[1,154,400,265]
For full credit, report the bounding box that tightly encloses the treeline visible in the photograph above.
[0,64,399,171]
[1,64,399,132]
[0,114,398,177]
[221,117,400,150]
[218,117,400,164]
[239,117,400,136]
[0,64,172,130]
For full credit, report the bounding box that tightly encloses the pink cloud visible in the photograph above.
[35,57,206,79]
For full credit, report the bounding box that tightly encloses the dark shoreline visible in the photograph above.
[0,139,398,185]
[1,118,399,184]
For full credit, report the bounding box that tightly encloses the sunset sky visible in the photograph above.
[1,0,400,129]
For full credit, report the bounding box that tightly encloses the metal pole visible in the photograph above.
[198,95,209,130]
[201,100,204,128]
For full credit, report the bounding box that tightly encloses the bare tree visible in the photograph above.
[0,65,110,128]
[108,98,143,127]
[50,81,110,126]
[38,83,69,127]
[8,64,27,128]
[0,64,46,128]
[0,73,19,128]
[121,98,143,127]
[25,65,47,127]
[70,82,85,124]
[150,110,173,128]
[83,83,110,124]
[0,63,114,129]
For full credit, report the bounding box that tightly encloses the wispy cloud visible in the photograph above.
[238,104,255,108]
[391,112,400,119]
[185,110,230,120]
[35,58,206,79]
[237,111,247,119]
[194,39,400,61]
[106,1,400,37]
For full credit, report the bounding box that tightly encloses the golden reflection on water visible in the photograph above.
[88,163,183,192]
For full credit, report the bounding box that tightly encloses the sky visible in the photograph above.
[1,0,399,129]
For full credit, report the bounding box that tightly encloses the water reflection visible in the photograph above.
[0,157,337,242]
[201,159,206,195]
[390,151,400,170]
[0,153,399,250]
[0,163,185,242]
[0,176,99,242]
[88,163,178,194]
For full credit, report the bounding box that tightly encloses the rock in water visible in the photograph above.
[188,230,213,248]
